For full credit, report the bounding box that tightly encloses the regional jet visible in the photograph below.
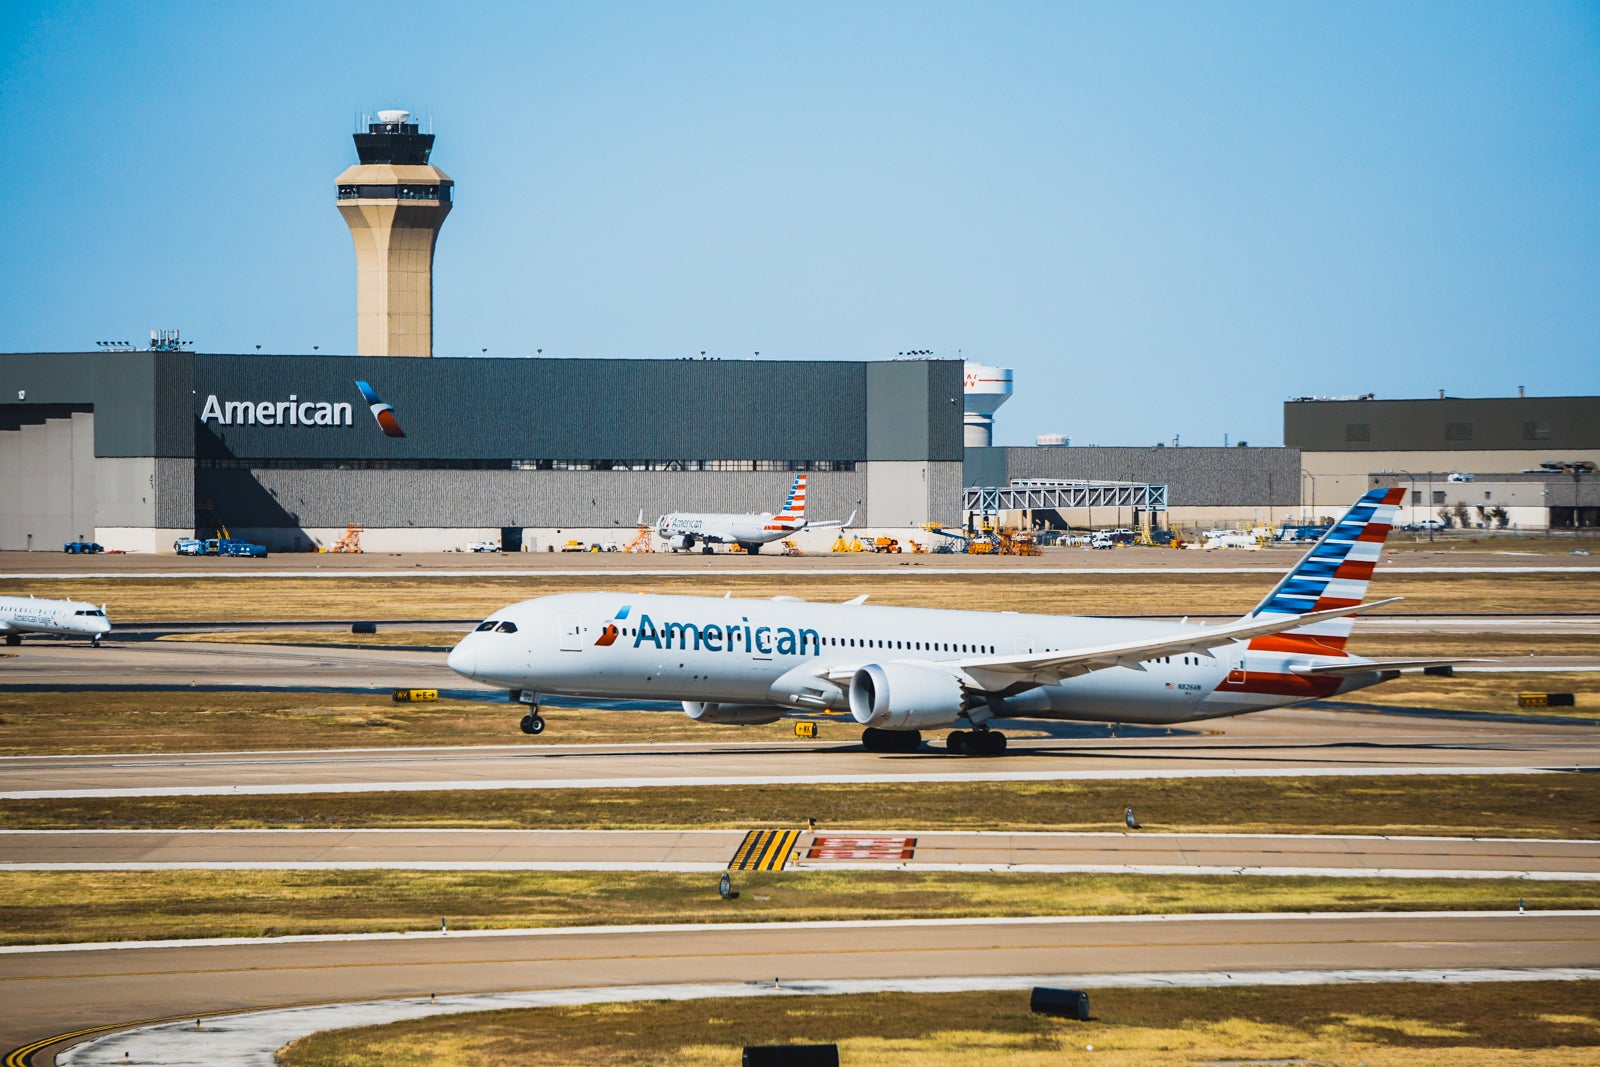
[451,488,1460,753]
[0,595,112,647]
[656,473,855,553]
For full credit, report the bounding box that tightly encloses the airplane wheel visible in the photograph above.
[4,635,19,646]
[946,730,967,753]
[747,543,761,554]
[702,545,714,555]
[520,713,545,735]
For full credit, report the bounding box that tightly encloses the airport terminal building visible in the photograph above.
[0,352,965,552]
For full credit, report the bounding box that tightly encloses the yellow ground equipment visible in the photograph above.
[870,536,902,553]
[781,539,804,556]
[832,535,866,552]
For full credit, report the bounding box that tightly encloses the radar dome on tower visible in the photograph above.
[962,362,1013,447]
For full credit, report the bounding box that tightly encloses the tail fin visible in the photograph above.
[771,474,808,527]
[1246,486,1405,654]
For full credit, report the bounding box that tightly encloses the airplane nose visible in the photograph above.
[447,639,478,679]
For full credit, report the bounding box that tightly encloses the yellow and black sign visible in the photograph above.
[392,688,439,703]
[794,721,818,738]
[1519,693,1575,708]
[728,829,800,871]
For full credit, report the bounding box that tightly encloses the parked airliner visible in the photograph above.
[0,596,112,646]
[450,488,1458,754]
[657,473,855,553]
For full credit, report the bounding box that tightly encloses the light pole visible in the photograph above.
[1300,468,1315,523]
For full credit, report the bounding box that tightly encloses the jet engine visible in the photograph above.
[682,701,786,725]
[848,663,966,730]
[668,534,695,552]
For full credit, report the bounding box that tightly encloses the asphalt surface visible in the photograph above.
[6,912,1597,1060]
[4,827,1597,879]
[5,701,1597,800]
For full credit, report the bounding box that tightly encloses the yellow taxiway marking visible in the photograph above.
[727,829,801,871]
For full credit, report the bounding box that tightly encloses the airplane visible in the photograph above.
[0,595,112,647]
[449,487,1464,753]
[656,473,855,554]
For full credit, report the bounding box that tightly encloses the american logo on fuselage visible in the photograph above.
[597,607,820,656]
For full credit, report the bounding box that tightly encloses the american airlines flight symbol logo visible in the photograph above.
[355,380,405,437]
[595,604,631,646]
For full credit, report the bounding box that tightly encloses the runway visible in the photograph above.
[3,827,1596,880]
[4,911,1596,1060]
[4,702,1597,799]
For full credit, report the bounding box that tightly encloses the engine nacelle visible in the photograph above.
[848,662,966,730]
[668,534,695,552]
[682,700,786,725]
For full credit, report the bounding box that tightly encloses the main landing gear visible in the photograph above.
[861,727,922,753]
[945,728,1007,757]
[512,690,545,735]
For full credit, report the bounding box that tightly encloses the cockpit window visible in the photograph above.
[475,621,497,632]
[495,621,519,633]
[73,609,105,617]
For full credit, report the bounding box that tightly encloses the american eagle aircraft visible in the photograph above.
[656,473,855,553]
[450,487,1458,754]
[0,595,112,647]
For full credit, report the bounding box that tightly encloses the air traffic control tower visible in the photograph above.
[336,110,452,356]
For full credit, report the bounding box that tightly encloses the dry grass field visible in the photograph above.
[2,869,1592,946]
[277,982,1600,1067]
[5,567,1600,621]
[7,773,1597,838]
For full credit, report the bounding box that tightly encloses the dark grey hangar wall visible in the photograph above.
[0,352,964,543]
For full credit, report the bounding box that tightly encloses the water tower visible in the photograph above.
[336,110,453,356]
[962,362,1013,447]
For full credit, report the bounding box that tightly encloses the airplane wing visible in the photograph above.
[819,598,1402,691]
[1289,657,1491,676]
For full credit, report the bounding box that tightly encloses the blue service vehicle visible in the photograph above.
[63,541,104,554]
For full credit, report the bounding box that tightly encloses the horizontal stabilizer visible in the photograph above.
[1289,657,1492,676]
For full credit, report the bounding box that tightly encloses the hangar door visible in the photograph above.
[0,405,96,551]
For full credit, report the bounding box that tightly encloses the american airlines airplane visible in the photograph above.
[450,488,1458,754]
[0,595,112,647]
[656,473,855,553]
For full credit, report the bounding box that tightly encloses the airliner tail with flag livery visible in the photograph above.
[656,473,855,553]
[452,488,1464,752]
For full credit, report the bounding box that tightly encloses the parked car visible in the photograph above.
[466,541,501,552]
[1403,518,1446,531]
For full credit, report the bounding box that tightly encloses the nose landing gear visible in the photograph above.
[512,690,544,735]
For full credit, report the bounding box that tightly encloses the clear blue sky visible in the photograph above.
[2,1,1596,447]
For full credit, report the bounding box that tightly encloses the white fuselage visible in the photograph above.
[656,512,796,549]
[447,592,1382,727]
[0,596,112,643]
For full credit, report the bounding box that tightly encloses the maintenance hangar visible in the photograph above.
[1290,393,1600,528]
[0,352,964,552]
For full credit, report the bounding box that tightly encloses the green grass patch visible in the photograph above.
[2,869,1591,946]
[7,774,1598,838]
[278,982,1600,1066]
